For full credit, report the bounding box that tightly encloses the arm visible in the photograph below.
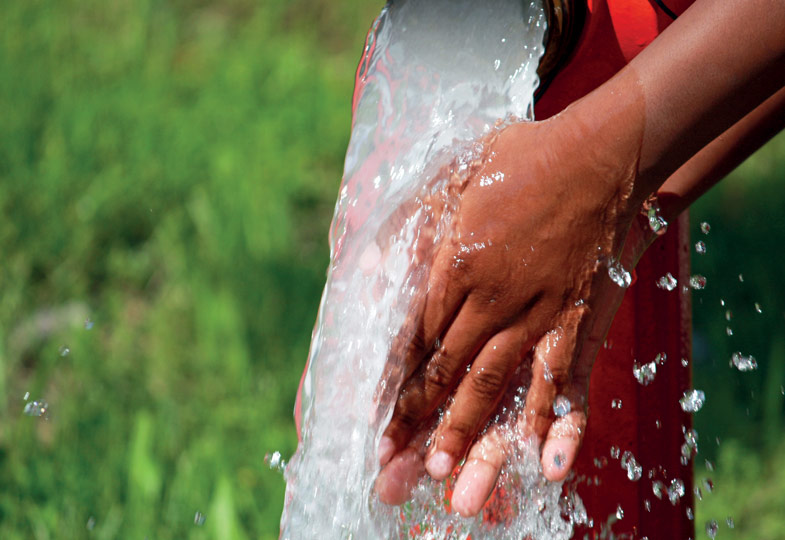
[376,0,785,515]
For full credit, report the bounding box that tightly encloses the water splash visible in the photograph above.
[656,272,678,291]
[679,389,705,413]
[633,360,657,386]
[607,259,632,288]
[280,2,556,538]
[689,275,707,290]
[705,519,718,539]
[552,395,571,417]
[620,451,642,481]
[23,400,48,417]
[666,479,685,505]
[730,352,757,372]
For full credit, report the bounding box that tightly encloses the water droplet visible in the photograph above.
[493,58,501,70]
[686,507,694,520]
[615,504,624,520]
[611,398,623,409]
[667,479,685,505]
[610,446,620,459]
[633,360,657,386]
[554,451,565,468]
[726,516,735,528]
[23,391,30,401]
[781,385,784,396]
[681,357,689,367]
[706,519,718,539]
[725,310,733,321]
[620,451,642,481]
[86,516,96,531]
[754,302,762,313]
[608,259,632,288]
[652,480,665,499]
[700,222,711,234]
[552,395,571,417]
[265,451,287,473]
[23,400,48,417]
[731,352,758,372]
[593,456,608,468]
[689,275,707,290]
[694,241,706,254]
[679,389,706,413]
[738,273,744,282]
[702,478,714,493]
[655,420,662,429]
[543,361,554,382]
[725,326,733,336]
[59,345,70,357]
[705,459,715,471]
[194,511,206,526]
[657,272,678,291]
[720,298,726,306]
[694,486,703,501]
[643,196,668,235]
[84,318,94,330]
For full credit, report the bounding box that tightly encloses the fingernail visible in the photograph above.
[425,451,454,480]
[378,436,395,466]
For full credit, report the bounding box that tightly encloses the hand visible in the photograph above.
[375,107,652,514]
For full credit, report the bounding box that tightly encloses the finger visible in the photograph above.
[384,249,467,391]
[521,327,571,443]
[451,427,506,517]
[425,328,524,480]
[380,301,496,464]
[540,379,588,481]
[375,447,426,506]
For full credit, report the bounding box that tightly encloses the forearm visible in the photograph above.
[657,86,785,223]
[569,0,785,209]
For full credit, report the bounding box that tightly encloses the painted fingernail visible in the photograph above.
[379,436,395,466]
[425,451,454,480]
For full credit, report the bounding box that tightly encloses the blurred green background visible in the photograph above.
[0,0,782,538]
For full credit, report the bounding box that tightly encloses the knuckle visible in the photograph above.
[546,363,571,387]
[404,329,427,361]
[445,417,475,444]
[423,354,455,395]
[469,366,508,402]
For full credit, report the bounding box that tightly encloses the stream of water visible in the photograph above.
[279,2,586,538]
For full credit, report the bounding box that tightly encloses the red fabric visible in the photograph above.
[537,1,695,537]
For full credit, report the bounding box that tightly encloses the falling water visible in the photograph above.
[279,1,576,538]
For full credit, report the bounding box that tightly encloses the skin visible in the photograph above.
[374,0,785,516]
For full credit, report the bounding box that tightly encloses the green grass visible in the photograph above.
[1,0,783,538]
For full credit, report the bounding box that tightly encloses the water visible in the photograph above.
[608,259,632,288]
[280,1,559,538]
[23,400,48,417]
[620,451,642,481]
[633,360,657,386]
[657,272,678,291]
[679,389,706,413]
[730,351,757,372]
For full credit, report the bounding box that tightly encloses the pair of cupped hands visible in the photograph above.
[373,104,658,517]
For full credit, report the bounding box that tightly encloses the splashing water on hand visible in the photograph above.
[279,2,589,539]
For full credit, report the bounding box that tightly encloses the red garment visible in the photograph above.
[538,1,695,538]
